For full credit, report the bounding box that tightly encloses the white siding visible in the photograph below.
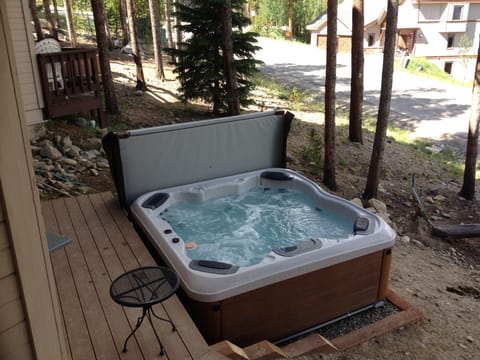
[5,0,44,128]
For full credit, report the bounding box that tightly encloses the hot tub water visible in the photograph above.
[160,187,353,267]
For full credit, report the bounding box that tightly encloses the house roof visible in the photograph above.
[307,0,387,35]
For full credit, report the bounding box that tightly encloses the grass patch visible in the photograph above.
[395,57,471,87]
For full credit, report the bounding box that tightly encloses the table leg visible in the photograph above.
[123,307,146,353]
[150,306,176,332]
[146,307,165,355]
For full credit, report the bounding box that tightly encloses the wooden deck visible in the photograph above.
[42,192,227,360]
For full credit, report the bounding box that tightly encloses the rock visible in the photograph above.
[399,235,410,244]
[62,136,73,149]
[377,212,392,225]
[466,336,474,343]
[426,144,443,154]
[350,198,363,208]
[433,194,446,201]
[40,143,62,160]
[75,117,90,128]
[89,168,99,176]
[54,162,64,173]
[368,198,387,213]
[61,158,78,166]
[38,139,53,147]
[83,150,101,160]
[411,239,424,247]
[82,138,102,151]
[31,145,42,155]
[425,196,435,204]
[65,146,81,159]
[96,159,110,169]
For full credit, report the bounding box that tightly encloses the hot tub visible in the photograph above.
[131,168,395,346]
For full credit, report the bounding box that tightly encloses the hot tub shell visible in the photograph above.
[103,110,395,347]
[131,168,394,346]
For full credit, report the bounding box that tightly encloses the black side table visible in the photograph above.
[110,266,180,355]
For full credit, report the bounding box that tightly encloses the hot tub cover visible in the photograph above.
[102,110,294,214]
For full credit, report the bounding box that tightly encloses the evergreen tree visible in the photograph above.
[166,0,261,114]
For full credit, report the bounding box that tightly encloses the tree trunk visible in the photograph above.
[459,40,480,200]
[64,0,77,47]
[125,0,147,91]
[165,0,174,49]
[349,0,364,144]
[42,0,58,39]
[175,0,182,50]
[323,0,337,191]
[363,0,399,200]
[118,0,129,43]
[91,0,118,119]
[29,0,44,41]
[52,0,61,29]
[220,0,240,115]
[104,17,113,50]
[287,0,293,39]
[148,0,165,80]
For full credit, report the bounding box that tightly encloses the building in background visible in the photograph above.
[307,0,480,81]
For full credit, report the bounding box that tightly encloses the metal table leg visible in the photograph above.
[123,307,146,352]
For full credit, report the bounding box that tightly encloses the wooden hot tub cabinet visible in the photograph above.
[183,248,393,347]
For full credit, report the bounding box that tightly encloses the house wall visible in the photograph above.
[0,2,68,359]
[0,188,34,360]
[414,1,480,81]
[4,0,45,135]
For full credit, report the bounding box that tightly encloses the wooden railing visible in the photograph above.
[37,47,105,128]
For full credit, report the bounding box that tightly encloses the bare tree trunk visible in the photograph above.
[52,0,61,29]
[148,0,165,80]
[349,0,364,143]
[323,0,337,191]
[29,0,44,41]
[287,0,293,39]
[118,0,129,43]
[459,40,480,200]
[64,0,77,47]
[125,0,147,91]
[363,0,399,200]
[91,0,118,119]
[42,0,58,39]
[220,0,240,115]
[104,17,113,50]
[165,0,174,49]
[175,0,182,50]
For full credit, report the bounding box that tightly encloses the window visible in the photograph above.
[368,34,375,47]
[444,62,453,74]
[452,5,464,20]
[447,34,454,48]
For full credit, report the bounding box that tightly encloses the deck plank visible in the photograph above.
[42,199,94,360]
[73,195,147,360]
[57,197,120,359]
[42,192,226,360]
[88,193,193,359]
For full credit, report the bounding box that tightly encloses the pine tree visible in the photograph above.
[166,0,261,114]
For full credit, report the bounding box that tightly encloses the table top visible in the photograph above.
[110,266,180,307]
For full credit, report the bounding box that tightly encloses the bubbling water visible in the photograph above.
[160,187,353,267]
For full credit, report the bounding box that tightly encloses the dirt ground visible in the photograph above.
[44,51,480,359]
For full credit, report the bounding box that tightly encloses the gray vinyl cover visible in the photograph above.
[107,110,292,209]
